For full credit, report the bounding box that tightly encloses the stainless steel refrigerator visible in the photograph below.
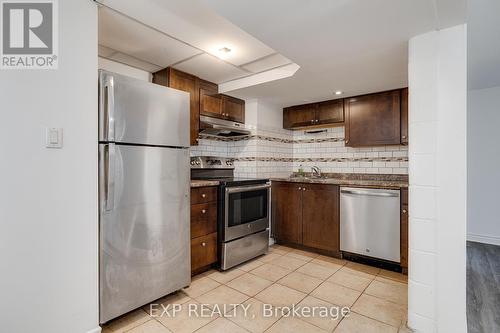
[98,70,191,323]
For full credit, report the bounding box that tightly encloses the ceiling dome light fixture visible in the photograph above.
[335,91,343,95]
[218,47,231,54]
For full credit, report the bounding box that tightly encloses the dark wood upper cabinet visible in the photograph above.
[152,68,199,146]
[222,95,245,123]
[199,79,222,118]
[400,88,408,145]
[272,182,302,244]
[316,99,344,125]
[345,90,401,147]
[283,104,317,128]
[283,100,344,129]
[272,182,340,254]
[302,184,340,252]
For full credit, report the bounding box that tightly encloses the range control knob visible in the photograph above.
[190,160,195,166]
[226,160,232,166]
[195,160,201,165]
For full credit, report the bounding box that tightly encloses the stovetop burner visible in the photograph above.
[190,156,268,186]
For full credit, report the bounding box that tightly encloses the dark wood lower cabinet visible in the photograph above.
[272,182,340,255]
[302,184,340,252]
[190,186,218,275]
[191,233,217,273]
[272,182,302,244]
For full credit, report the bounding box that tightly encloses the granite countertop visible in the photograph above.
[271,173,408,188]
[190,180,220,188]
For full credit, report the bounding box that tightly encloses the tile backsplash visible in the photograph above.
[190,125,408,178]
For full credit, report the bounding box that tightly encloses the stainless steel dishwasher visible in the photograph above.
[340,187,400,263]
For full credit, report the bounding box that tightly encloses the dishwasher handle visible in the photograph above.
[341,188,399,197]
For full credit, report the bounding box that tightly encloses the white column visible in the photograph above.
[408,24,467,333]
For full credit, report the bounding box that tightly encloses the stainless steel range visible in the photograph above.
[191,156,270,270]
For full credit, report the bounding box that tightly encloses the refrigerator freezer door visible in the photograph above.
[99,70,190,147]
[99,143,190,323]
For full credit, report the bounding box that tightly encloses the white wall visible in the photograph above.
[467,86,500,245]
[0,2,100,333]
[408,24,467,333]
[98,57,152,81]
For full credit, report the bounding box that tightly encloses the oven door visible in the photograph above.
[224,183,271,242]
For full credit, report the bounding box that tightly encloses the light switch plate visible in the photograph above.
[46,127,63,148]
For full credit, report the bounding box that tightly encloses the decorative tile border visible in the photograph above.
[198,134,343,144]
[232,156,408,163]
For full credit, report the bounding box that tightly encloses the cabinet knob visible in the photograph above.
[298,187,302,190]
[201,242,206,247]
[315,119,319,123]
[402,135,407,139]
[201,193,206,198]
[345,140,349,144]
[201,209,207,214]
[402,209,407,214]
[303,187,306,191]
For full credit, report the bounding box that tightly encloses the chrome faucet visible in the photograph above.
[311,166,321,178]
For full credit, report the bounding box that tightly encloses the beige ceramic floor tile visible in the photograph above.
[352,294,406,327]
[156,301,218,333]
[227,298,282,333]
[255,284,307,308]
[206,268,245,284]
[364,279,408,305]
[297,295,344,332]
[236,259,265,272]
[311,257,345,271]
[268,247,289,255]
[345,262,381,276]
[194,317,249,333]
[183,277,220,298]
[278,271,323,293]
[143,291,191,316]
[327,269,374,292]
[311,281,361,307]
[266,316,327,333]
[296,262,340,280]
[270,245,294,253]
[101,309,150,333]
[195,285,249,313]
[249,263,292,282]
[377,270,408,284]
[338,266,377,281]
[334,312,398,333]
[259,252,283,263]
[314,255,346,266]
[290,248,320,259]
[284,251,315,262]
[269,255,308,270]
[226,273,273,296]
[126,320,172,333]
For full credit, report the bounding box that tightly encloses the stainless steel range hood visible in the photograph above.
[199,115,251,138]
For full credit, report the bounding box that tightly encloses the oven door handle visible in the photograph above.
[225,183,271,194]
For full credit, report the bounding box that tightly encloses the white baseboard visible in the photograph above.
[86,327,101,333]
[467,233,500,246]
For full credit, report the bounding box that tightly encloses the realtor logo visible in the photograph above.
[1,0,58,69]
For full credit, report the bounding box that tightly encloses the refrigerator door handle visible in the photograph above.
[104,143,116,211]
[105,75,115,142]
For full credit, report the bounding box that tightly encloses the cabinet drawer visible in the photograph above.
[191,186,217,204]
[191,233,217,272]
[191,202,217,239]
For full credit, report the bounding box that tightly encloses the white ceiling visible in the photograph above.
[97,0,296,85]
[468,0,500,90]
[201,0,466,106]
